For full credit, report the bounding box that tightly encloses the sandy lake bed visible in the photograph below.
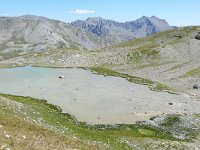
[0,66,200,124]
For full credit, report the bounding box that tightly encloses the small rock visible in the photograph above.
[4,131,10,138]
[168,102,173,105]
[22,135,26,139]
[58,75,64,79]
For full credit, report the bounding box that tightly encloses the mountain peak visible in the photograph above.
[85,17,106,24]
[137,16,155,21]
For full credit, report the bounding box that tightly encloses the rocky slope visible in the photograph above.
[71,16,174,44]
[0,15,111,58]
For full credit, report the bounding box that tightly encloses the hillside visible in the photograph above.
[0,15,112,61]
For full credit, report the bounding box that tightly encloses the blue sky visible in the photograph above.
[0,0,199,26]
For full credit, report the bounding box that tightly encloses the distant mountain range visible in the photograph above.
[0,15,174,54]
[71,16,174,43]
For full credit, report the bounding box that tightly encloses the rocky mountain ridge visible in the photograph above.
[71,16,175,43]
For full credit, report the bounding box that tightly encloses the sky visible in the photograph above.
[0,0,199,26]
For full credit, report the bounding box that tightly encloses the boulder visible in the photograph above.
[193,84,200,89]
[195,33,200,40]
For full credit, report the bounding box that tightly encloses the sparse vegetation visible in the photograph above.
[160,115,181,127]
[0,50,26,60]
[127,46,160,62]
[182,67,200,78]
[90,67,175,93]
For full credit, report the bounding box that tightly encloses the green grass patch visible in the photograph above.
[160,115,181,127]
[127,47,160,62]
[138,129,155,136]
[182,67,200,78]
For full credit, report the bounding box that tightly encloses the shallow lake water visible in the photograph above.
[0,66,200,124]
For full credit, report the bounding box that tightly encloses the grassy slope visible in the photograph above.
[0,95,103,150]
[0,94,199,150]
[182,67,200,78]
